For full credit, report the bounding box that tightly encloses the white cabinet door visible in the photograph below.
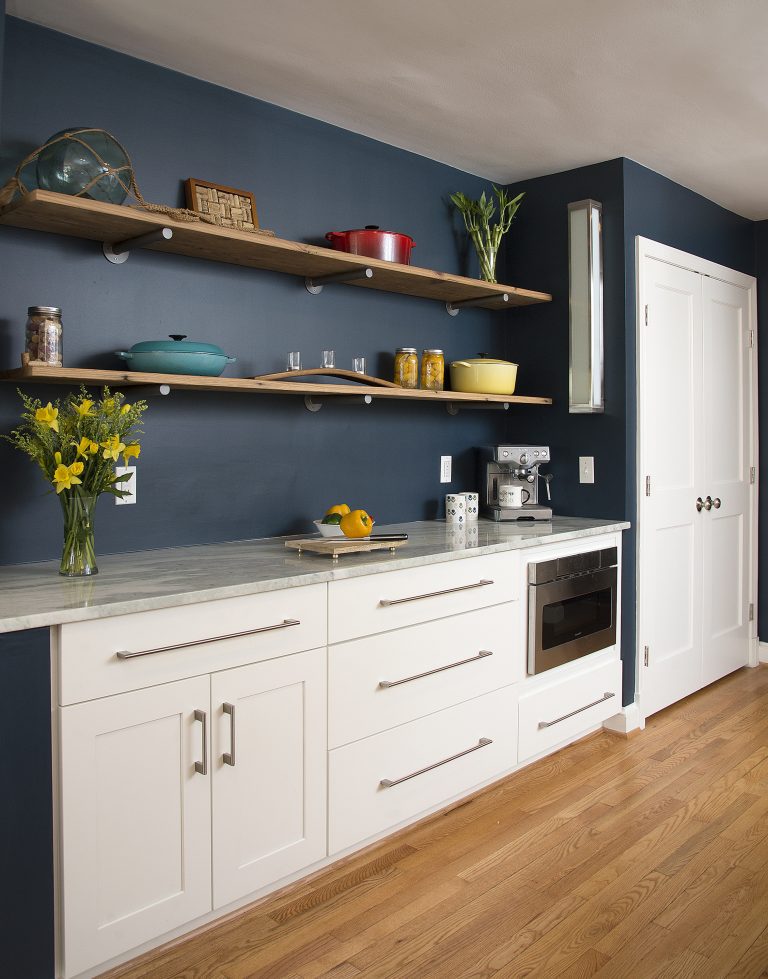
[211,649,327,908]
[700,275,752,685]
[59,676,211,978]
[639,257,705,716]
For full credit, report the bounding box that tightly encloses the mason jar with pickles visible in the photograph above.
[394,347,419,388]
[421,348,445,390]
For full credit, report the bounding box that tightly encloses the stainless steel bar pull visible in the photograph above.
[223,702,236,766]
[538,692,615,729]
[380,738,493,788]
[116,619,301,659]
[379,650,493,688]
[194,709,207,775]
[379,580,494,607]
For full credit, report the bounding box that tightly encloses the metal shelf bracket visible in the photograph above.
[305,267,374,295]
[103,227,173,264]
[122,383,172,398]
[304,393,373,412]
[446,292,510,316]
[447,401,510,415]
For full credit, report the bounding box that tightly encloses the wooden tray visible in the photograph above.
[285,538,406,558]
[252,368,401,388]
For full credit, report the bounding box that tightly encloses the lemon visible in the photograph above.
[325,503,351,517]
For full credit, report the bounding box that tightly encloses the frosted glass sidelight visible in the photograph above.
[568,199,604,413]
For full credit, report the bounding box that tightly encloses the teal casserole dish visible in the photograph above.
[116,335,236,376]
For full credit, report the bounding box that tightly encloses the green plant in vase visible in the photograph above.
[4,386,147,575]
[450,186,525,283]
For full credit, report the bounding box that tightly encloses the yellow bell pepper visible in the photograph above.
[340,509,374,538]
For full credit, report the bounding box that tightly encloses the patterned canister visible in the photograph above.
[445,493,466,524]
[460,492,479,521]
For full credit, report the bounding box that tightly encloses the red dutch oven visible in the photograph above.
[325,225,416,264]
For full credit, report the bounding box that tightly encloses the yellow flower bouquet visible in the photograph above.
[4,386,147,575]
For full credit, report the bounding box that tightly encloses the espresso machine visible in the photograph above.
[478,445,554,520]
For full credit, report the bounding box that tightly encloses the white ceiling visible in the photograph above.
[8,0,768,219]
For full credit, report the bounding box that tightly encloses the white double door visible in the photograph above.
[637,239,757,719]
[59,650,326,977]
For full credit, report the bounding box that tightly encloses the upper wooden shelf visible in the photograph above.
[0,363,553,408]
[0,191,552,311]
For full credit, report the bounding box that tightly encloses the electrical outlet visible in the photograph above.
[114,466,137,505]
[579,456,595,484]
[440,455,452,483]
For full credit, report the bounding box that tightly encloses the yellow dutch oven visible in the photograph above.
[449,355,519,395]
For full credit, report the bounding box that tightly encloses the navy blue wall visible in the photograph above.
[0,17,550,565]
[500,159,633,700]
[756,221,768,634]
[0,628,53,978]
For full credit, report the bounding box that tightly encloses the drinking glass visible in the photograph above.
[353,356,366,375]
[287,351,301,371]
[322,350,335,368]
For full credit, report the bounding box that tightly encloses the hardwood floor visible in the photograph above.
[105,666,768,979]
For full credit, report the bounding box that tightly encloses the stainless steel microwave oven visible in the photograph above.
[528,547,618,675]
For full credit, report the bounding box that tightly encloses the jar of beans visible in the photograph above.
[25,306,63,366]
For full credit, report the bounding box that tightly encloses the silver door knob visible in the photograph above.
[704,496,713,511]
[696,497,704,512]
[712,497,721,509]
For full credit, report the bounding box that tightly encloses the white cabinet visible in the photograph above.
[53,533,626,976]
[328,602,521,748]
[327,554,520,855]
[211,651,326,908]
[637,240,756,718]
[56,588,327,978]
[518,657,622,762]
[329,686,518,854]
[59,677,212,978]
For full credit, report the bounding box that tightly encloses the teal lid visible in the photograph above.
[129,334,226,355]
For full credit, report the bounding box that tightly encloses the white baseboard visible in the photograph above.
[602,702,645,735]
[759,641,768,665]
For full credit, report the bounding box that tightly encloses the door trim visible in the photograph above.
[635,236,759,721]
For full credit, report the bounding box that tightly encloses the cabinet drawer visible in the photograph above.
[328,552,515,643]
[518,657,622,762]
[329,686,517,854]
[58,583,326,705]
[329,603,522,748]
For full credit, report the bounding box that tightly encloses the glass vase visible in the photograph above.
[470,233,499,283]
[59,493,98,577]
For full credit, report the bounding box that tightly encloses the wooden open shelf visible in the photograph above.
[0,364,553,407]
[0,191,552,310]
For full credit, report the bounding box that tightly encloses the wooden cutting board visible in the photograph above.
[285,538,406,558]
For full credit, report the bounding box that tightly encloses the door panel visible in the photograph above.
[639,258,704,717]
[701,276,751,685]
[211,648,327,909]
[60,677,211,978]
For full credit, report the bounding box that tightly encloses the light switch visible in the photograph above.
[579,456,595,484]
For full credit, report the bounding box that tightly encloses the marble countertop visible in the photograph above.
[0,517,629,633]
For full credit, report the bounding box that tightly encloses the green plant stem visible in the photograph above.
[59,491,98,576]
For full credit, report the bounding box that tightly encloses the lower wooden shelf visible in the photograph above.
[0,364,552,407]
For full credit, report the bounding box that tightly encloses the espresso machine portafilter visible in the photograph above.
[478,445,554,520]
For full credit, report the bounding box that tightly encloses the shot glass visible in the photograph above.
[322,350,335,369]
[287,351,301,371]
[353,356,366,375]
